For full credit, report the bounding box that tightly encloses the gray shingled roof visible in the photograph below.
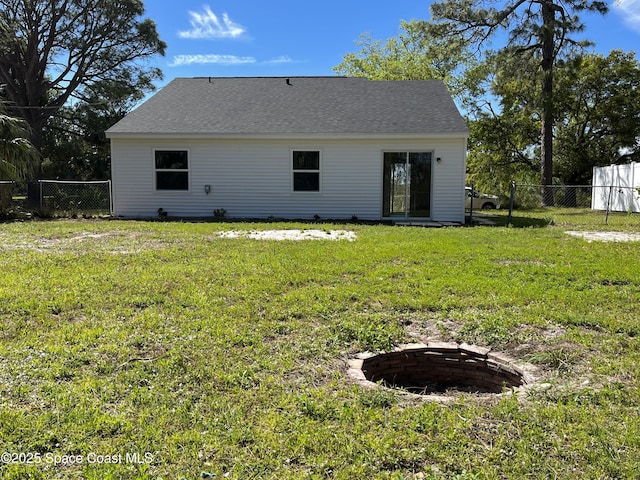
[106,77,468,136]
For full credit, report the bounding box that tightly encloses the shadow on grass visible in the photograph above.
[469,213,552,228]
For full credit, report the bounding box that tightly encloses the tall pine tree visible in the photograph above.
[427,0,608,203]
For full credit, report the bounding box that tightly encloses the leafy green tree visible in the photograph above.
[468,50,640,196]
[466,108,540,199]
[0,0,166,157]
[554,50,640,185]
[0,101,38,180]
[41,80,145,180]
[40,104,112,181]
[334,20,482,107]
[427,0,608,202]
[467,51,544,196]
[334,22,433,80]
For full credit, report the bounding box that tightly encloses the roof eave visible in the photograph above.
[105,131,469,140]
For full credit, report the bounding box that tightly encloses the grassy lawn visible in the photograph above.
[1,219,639,479]
[481,207,640,230]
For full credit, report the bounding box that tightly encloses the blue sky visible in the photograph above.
[144,0,639,87]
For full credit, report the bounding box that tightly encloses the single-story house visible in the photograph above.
[106,76,469,222]
[592,162,640,213]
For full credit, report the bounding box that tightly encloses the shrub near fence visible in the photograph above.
[39,180,112,215]
[507,184,640,228]
[0,180,112,217]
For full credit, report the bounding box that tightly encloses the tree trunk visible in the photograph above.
[540,0,555,206]
[22,109,45,179]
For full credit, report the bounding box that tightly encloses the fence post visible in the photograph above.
[605,185,613,226]
[468,182,474,225]
[507,182,516,227]
[39,180,43,210]
[108,180,113,215]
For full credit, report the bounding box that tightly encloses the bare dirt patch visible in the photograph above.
[0,228,357,254]
[0,230,163,254]
[565,231,640,242]
[217,229,357,241]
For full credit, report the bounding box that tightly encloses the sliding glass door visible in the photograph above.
[383,152,432,218]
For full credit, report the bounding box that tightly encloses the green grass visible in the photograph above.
[482,207,640,230]
[1,219,639,479]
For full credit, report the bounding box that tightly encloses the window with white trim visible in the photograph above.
[155,150,189,191]
[292,150,320,192]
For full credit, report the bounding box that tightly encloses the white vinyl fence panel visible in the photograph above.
[592,163,640,213]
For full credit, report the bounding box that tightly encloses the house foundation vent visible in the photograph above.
[349,343,533,396]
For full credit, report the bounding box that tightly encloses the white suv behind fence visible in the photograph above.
[466,187,500,210]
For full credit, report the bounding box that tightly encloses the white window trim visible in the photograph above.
[153,148,191,193]
[291,149,322,193]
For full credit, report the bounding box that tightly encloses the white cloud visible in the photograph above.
[169,54,256,67]
[262,56,294,65]
[614,0,640,31]
[179,6,245,39]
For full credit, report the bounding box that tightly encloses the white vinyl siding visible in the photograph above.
[110,137,466,222]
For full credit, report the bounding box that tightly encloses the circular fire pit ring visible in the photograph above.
[348,342,537,397]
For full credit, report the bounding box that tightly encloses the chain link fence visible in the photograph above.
[506,184,640,228]
[0,180,112,217]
